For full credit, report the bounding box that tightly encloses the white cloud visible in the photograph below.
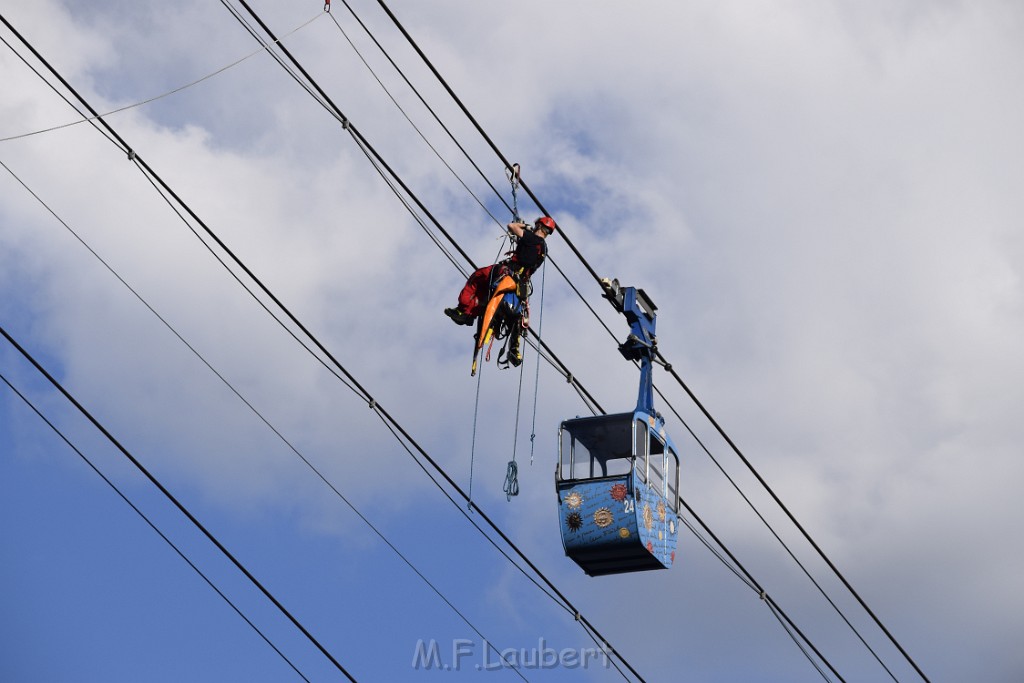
[3,0,1023,679]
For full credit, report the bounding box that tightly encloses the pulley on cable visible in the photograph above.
[556,279,681,577]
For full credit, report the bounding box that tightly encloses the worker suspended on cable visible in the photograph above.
[445,216,557,366]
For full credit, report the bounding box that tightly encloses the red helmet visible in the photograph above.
[535,216,557,234]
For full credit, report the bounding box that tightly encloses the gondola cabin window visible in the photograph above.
[637,417,680,515]
[558,414,637,481]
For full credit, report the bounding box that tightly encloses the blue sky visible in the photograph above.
[3,1,1024,681]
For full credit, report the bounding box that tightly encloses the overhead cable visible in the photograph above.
[6,7,872,679]
[367,3,930,679]
[0,323,358,682]
[1,12,637,679]
[326,8,504,226]
[0,12,324,144]
[221,4,860,679]
[0,157,526,680]
[0,371,312,683]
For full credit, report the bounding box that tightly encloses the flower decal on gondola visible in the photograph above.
[564,491,583,510]
[646,541,654,553]
[657,500,666,522]
[643,503,653,531]
[594,508,614,528]
[566,511,583,532]
[610,483,628,502]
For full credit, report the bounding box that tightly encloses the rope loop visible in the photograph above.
[503,460,519,501]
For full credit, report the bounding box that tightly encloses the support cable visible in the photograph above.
[218,1,342,125]
[0,15,637,679]
[0,158,527,680]
[332,0,512,217]
[228,0,475,268]
[654,380,899,680]
[0,371,312,683]
[0,324,358,682]
[0,32,120,149]
[676,495,845,682]
[765,599,835,683]
[347,132,469,278]
[5,10,854,681]
[370,0,599,283]
[369,410,568,612]
[324,9,504,227]
[343,5,879,675]
[225,0,609,415]
[661,355,917,681]
[0,12,323,143]
[368,3,930,678]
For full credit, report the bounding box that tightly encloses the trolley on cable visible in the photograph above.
[556,280,680,576]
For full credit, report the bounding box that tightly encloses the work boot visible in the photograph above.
[444,307,473,326]
[507,339,523,367]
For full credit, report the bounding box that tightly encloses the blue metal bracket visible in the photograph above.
[600,279,658,416]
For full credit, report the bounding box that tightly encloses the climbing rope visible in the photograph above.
[468,351,486,509]
[503,349,527,500]
[528,260,547,466]
[501,162,528,500]
[503,258,547,498]
[503,460,519,500]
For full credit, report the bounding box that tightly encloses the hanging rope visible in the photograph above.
[503,350,527,500]
[503,460,520,500]
[468,351,485,509]
[501,162,528,500]
[528,259,548,466]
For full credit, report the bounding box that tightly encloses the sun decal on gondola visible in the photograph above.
[619,527,630,538]
[610,483,628,502]
[566,511,583,532]
[657,500,666,522]
[565,491,583,510]
[594,508,614,528]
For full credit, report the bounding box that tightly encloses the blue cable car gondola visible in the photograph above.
[556,281,680,576]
